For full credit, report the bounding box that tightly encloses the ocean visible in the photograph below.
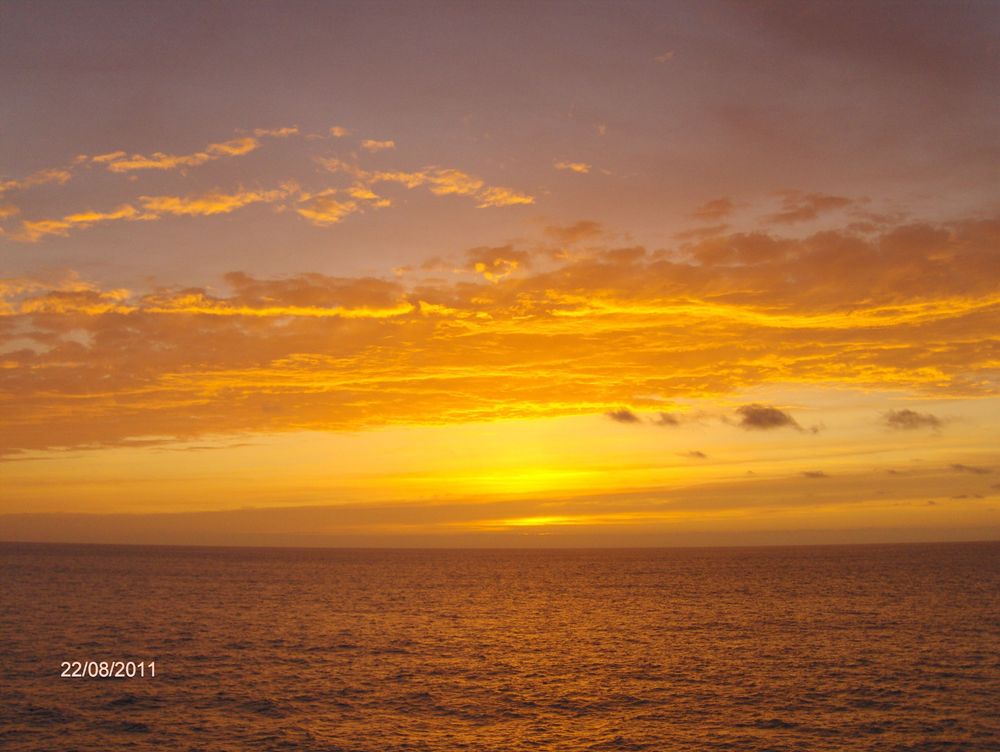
[1,542,998,751]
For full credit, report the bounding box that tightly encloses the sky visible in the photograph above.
[1,0,999,547]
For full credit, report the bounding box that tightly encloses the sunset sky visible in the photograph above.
[1,0,999,546]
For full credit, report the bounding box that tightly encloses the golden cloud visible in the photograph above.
[140,187,287,217]
[361,139,396,152]
[13,204,148,242]
[2,216,997,454]
[554,161,591,174]
[100,136,260,173]
[476,186,535,208]
[0,166,73,195]
[319,158,535,211]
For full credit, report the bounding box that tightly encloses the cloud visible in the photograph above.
[607,409,641,424]
[544,221,603,245]
[476,186,534,208]
[653,51,675,63]
[319,159,534,210]
[765,191,853,224]
[884,408,942,431]
[11,136,537,240]
[329,126,349,138]
[2,214,999,453]
[684,450,708,459]
[802,471,829,478]
[653,413,681,427]
[554,161,591,174]
[692,198,737,221]
[361,139,395,152]
[466,246,531,282]
[295,195,361,226]
[252,126,299,138]
[97,136,261,173]
[735,404,802,431]
[0,166,73,195]
[140,188,287,217]
[425,168,483,196]
[951,463,991,475]
[13,204,148,242]
[673,224,730,241]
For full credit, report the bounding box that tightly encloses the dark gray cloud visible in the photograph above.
[884,408,942,431]
[684,450,708,459]
[735,404,801,431]
[951,463,991,475]
[607,409,640,424]
[653,412,681,427]
[802,470,828,479]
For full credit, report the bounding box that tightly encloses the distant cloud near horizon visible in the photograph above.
[735,404,801,431]
[607,409,641,424]
[653,413,681,427]
[884,409,942,431]
[951,463,991,475]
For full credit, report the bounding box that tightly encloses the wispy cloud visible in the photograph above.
[95,136,261,173]
[765,191,853,224]
[692,197,737,221]
[0,166,73,196]
[140,187,289,216]
[13,204,150,242]
[554,161,591,174]
[319,158,534,211]
[361,139,395,152]
[951,463,991,475]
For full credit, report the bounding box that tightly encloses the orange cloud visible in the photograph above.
[2,215,997,454]
[13,204,148,242]
[0,166,73,195]
[319,158,534,211]
[140,187,287,217]
[361,139,395,152]
[95,136,261,173]
[691,197,737,221]
[252,126,299,137]
[554,161,591,174]
[765,191,853,224]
